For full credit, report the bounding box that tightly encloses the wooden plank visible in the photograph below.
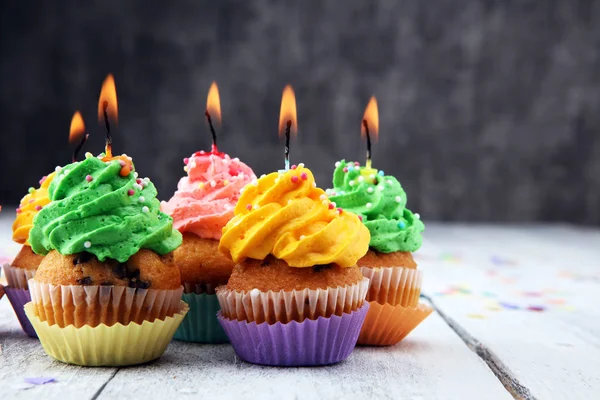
[97,307,511,400]
[420,224,600,400]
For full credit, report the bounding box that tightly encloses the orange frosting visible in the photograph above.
[12,172,56,245]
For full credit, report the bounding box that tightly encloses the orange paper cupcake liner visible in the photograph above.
[360,266,422,307]
[357,301,433,346]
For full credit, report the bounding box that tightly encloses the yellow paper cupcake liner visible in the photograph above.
[25,301,189,366]
[358,301,433,346]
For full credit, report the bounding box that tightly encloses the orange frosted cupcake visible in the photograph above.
[217,164,371,366]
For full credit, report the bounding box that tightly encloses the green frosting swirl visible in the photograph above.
[29,156,182,262]
[328,160,424,253]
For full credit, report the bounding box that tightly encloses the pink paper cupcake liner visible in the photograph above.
[4,287,37,337]
[218,302,370,366]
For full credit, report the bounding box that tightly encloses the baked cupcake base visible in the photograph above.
[174,292,228,343]
[218,303,369,366]
[25,301,189,366]
[357,302,432,346]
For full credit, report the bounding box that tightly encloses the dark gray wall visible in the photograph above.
[1,0,599,224]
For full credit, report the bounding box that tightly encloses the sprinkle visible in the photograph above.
[343,167,348,173]
[287,199,292,205]
[246,204,252,210]
[134,172,139,178]
[398,221,406,229]
[222,158,229,164]
[35,205,42,211]
[337,207,343,214]
[291,176,299,183]
[16,208,21,213]
[239,173,245,179]
[198,182,205,189]
[128,189,135,196]
[527,305,546,312]
[190,161,197,168]
[358,176,364,182]
[414,213,421,220]
[466,313,487,320]
[299,235,306,240]
[300,172,308,180]
[378,185,384,191]
[322,200,329,206]
[29,199,35,203]
[260,174,266,179]
[250,288,260,297]
[312,181,317,188]
[28,187,35,194]
[134,184,143,191]
[200,150,205,154]
[136,179,142,185]
[335,161,341,168]
[325,189,332,195]
[55,166,62,172]
[499,302,519,310]
[298,163,305,168]
[183,157,189,165]
[84,241,91,248]
[349,180,355,186]
[138,196,145,203]
[354,162,359,166]
[320,194,327,201]
[358,215,363,222]
[39,175,47,185]
[142,206,150,213]
[127,156,132,161]
[251,179,258,186]
[210,180,217,187]
[239,186,245,193]
[366,203,373,209]
[369,174,375,180]
[291,164,297,170]
[24,377,56,385]
[183,166,188,172]
[367,187,374,193]
[253,204,260,210]
[119,160,126,167]
[233,157,240,162]
[330,201,336,208]
[378,170,384,176]
[387,180,393,185]
[395,196,401,203]
[347,165,354,171]
[328,203,334,210]
[86,175,93,182]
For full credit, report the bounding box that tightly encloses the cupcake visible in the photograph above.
[2,171,56,337]
[217,164,371,366]
[328,160,432,346]
[161,150,256,343]
[24,153,188,366]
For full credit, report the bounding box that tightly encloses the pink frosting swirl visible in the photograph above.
[161,151,256,240]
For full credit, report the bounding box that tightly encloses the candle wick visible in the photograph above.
[363,119,371,168]
[284,120,291,170]
[103,101,112,157]
[72,133,89,162]
[205,110,218,151]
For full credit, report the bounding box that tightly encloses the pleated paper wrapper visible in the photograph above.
[218,302,370,366]
[25,301,189,366]
[4,287,37,337]
[358,302,433,346]
[29,279,183,328]
[2,263,36,289]
[173,292,229,343]
[216,277,370,324]
[360,266,422,307]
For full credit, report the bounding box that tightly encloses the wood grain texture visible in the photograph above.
[420,224,600,400]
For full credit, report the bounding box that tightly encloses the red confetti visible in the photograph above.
[183,157,189,165]
[127,189,135,196]
[337,207,343,214]
[291,165,297,170]
[328,203,334,210]
[246,204,252,210]
[527,305,545,312]
[35,205,42,211]
[85,175,93,182]
[343,167,348,173]
[291,176,299,183]
[300,172,308,180]
[358,215,363,221]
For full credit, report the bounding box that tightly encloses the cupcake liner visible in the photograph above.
[216,277,370,324]
[357,301,433,346]
[2,263,36,289]
[183,282,219,295]
[360,266,422,307]
[29,279,183,328]
[173,292,229,343]
[4,287,37,337]
[218,302,370,366]
[25,301,189,366]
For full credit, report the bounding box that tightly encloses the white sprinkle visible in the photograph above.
[134,172,139,178]
[369,174,375,179]
[134,184,143,191]
[367,187,374,193]
[378,185,385,191]
[312,182,316,188]
[299,235,306,240]
[260,174,266,179]
[298,163,305,168]
[414,213,421,220]
[127,156,132,161]
[138,196,145,203]
[84,241,91,248]
[190,162,197,168]
[349,180,355,186]
[320,194,327,201]
[233,157,240,163]
[55,166,62,172]
[330,202,336,208]
[253,204,260,210]
[210,180,217,187]
[335,161,341,168]
[358,176,365,182]
[366,202,373,209]
[143,177,150,184]
[387,180,393,185]
[240,187,245,193]
[239,173,245,179]
[287,199,292,205]
[395,196,401,203]
[251,179,258,186]
[222,158,229,164]
[142,206,150,213]
[250,288,260,297]
[85,152,93,159]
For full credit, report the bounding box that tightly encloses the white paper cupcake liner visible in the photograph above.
[216,277,370,324]
[29,279,183,328]
[360,266,423,307]
[2,263,36,289]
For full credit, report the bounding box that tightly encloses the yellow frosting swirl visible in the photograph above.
[219,165,370,267]
[12,172,56,245]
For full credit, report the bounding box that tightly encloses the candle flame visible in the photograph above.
[68,111,86,143]
[361,96,379,140]
[206,81,222,126]
[97,74,118,124]
[278,85,298,136]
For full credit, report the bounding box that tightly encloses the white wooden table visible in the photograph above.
[1,216,598,400]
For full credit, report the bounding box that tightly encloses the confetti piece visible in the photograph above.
[546,298,566,305]
[499,302,520,310]
[522,291,543,297]
[482,291,497,298]
[24,377,56,385]
[485,305,502,312]
[559,305,577,311]
[527,305,546,312]
[490,255,517,266]
[467,313,487,319]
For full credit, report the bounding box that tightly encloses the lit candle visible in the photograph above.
[69,111,88,162]
[278,85,298,171]
[97,74,132,176]
[197,81,225,158]
[360,96,379,181]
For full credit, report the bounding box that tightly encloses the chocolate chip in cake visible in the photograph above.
[127,268,140,280]
[313,264,332,272]
[136,280,151,289]
[260,260,270,267]
[76,276,93,285]
[73,252,93,265]
[113,264,127,279]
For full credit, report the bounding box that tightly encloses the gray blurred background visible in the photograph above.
[1,0,599,224]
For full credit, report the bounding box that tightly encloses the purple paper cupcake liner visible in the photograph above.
[5,286,37,338]
[218,302,369,366]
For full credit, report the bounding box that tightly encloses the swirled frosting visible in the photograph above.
[161,151,256,240]
[328,160,424,253]
[29,155,182,262]
[219,164,370,267]
[12,172,56,245]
